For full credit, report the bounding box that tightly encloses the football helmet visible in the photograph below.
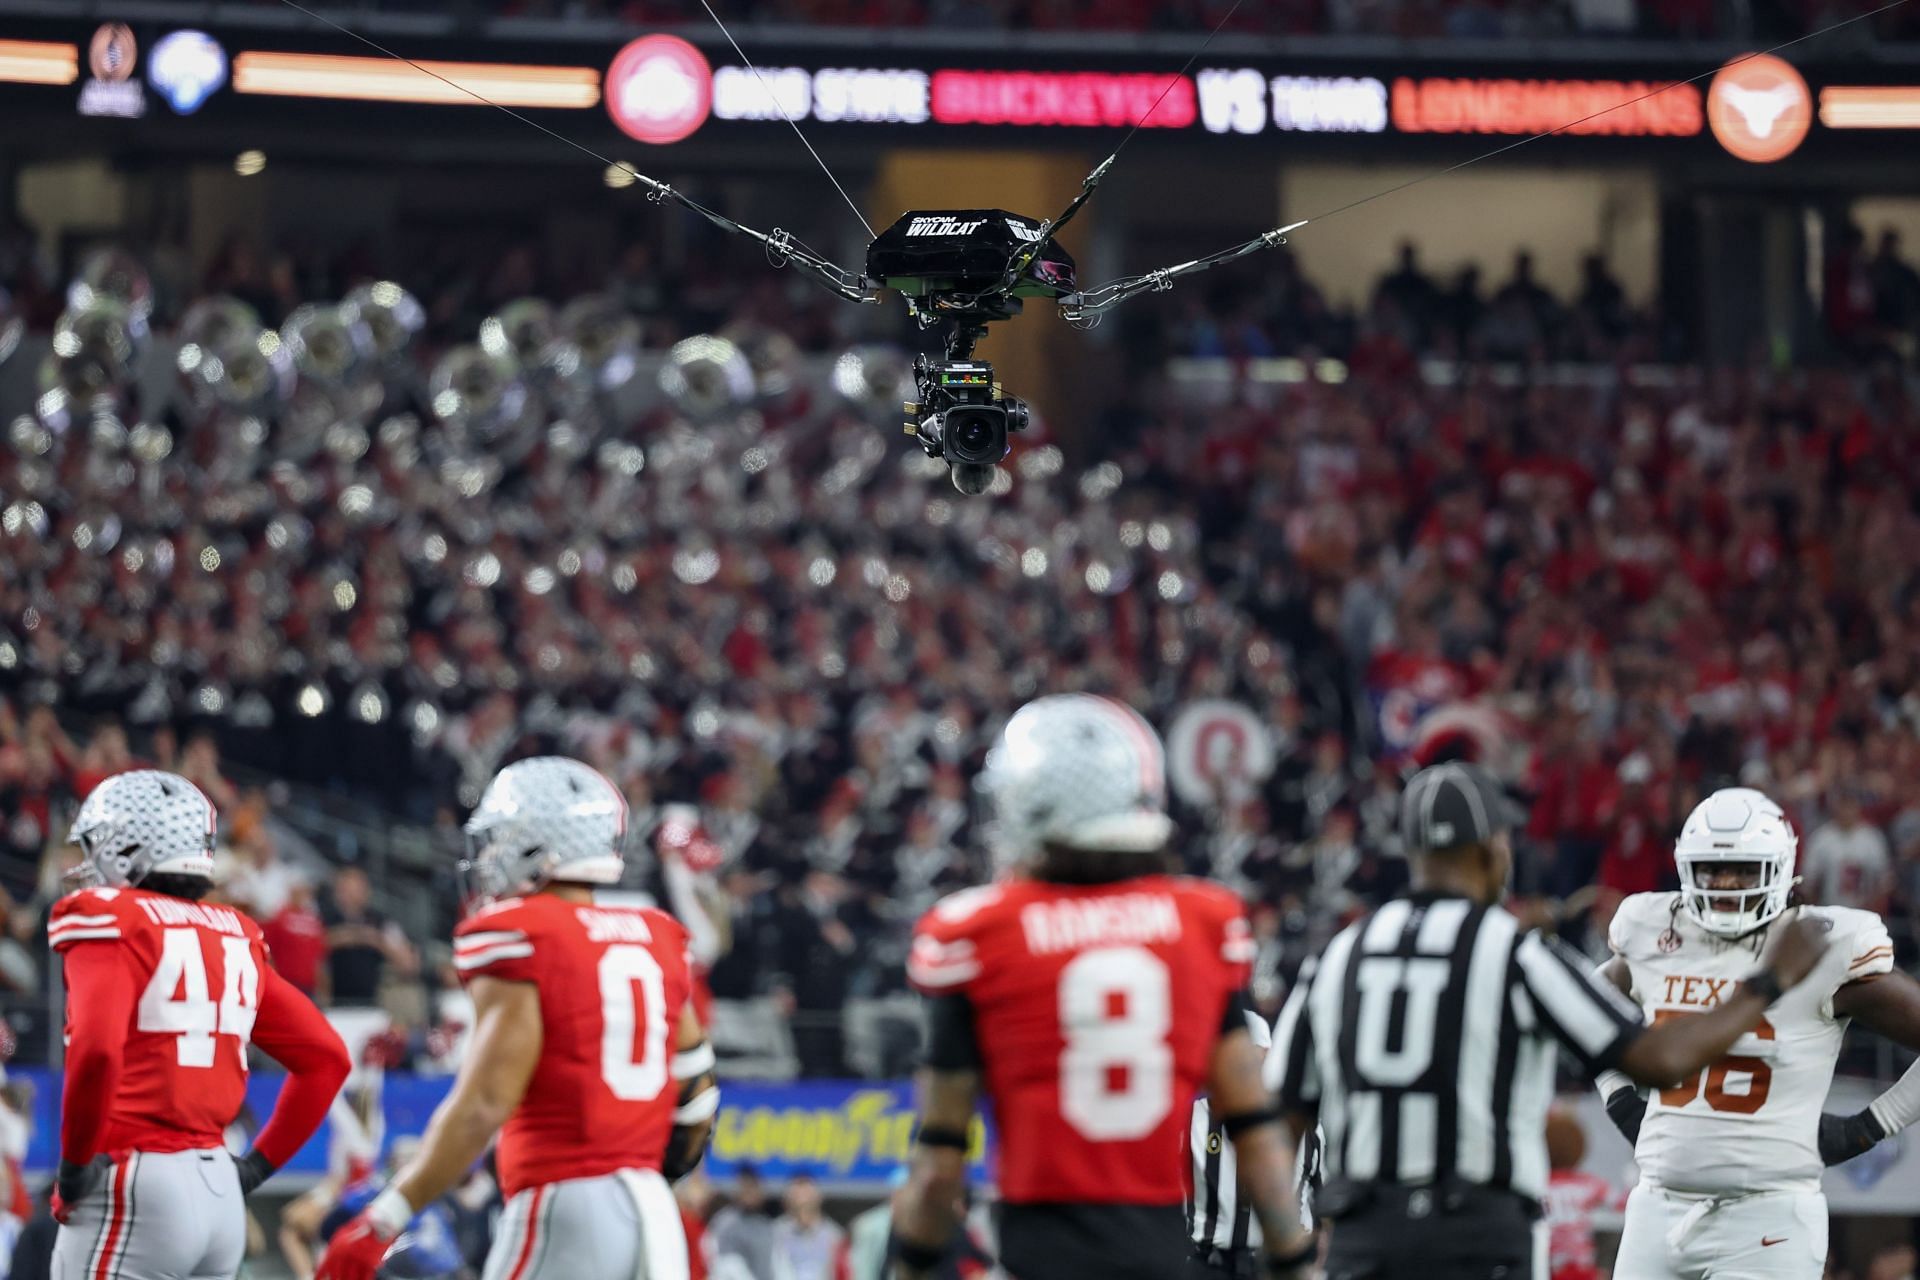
[980,694,1174,867]
[463,756,628,899]
[68,770,217,889]
[1675,787,1797,937]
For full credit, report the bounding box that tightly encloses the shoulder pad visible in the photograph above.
[454,900,538,979]
[928,884,1007,928]
[1607,892,1681,957]
[909,887,1006,994]
[50,888,129,950]
[1804,905,1894,982]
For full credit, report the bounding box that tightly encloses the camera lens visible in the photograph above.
[943,406,1006,464]
[954,418,994,454]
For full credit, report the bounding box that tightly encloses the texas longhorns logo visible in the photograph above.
[1708,54,1812,163]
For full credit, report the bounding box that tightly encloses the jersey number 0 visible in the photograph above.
[598,944,670,1101]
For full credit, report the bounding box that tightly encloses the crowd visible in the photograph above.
[8,215,1920,1070]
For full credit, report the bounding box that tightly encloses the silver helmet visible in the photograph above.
[980,694,1174,869]
[69,770,218,888]
[463,756,628,899]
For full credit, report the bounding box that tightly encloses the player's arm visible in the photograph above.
[1210,1004,1313,1278]
[52,941,135,1221]
[1590,955,1649,1146]
[893,993,980,1280]
[315,976,541,1280]
[664,1002,721,1180]
[1820,969,1920,1164]
[1519,919,1828,1088]
[239,966,353,1195]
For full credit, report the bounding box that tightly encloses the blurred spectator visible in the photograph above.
[1541,1103,1618,1280]
[710,1166,778,1280]
[263,880,330,997]
[1805,790,1895,914]
[321,865,418,1007]
[770,873,859,1076]
[1866,1244,1918,1280]
[67,720,135,800]
[770,1175,848,1280]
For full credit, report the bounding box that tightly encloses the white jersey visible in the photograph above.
[1608,893,1894,1195]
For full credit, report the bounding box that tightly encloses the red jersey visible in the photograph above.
[1542,1169,1620,1280]
[52,886,272,1155]
[454,893,694,1198]
[908,875,1254,1205]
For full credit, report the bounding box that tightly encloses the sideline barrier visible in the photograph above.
[13,1071,994,1195]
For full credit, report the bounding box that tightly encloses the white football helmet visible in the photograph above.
[980,694,1174,868]
[68,770,217,889]
[1675,787,1798,937]
[463,756,628,899]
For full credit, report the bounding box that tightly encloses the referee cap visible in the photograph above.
[1399,761,1523,854]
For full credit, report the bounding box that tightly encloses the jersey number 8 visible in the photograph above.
[137,928,260,1068]
[1058,946,1174,1142]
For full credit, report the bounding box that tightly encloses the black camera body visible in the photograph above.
[866,209,1078,321]
[868,210,1062,493]
[908,356,1031,494]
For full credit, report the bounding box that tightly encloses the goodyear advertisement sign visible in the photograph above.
[704,1080,993,1189]
[13,1071,994,1193]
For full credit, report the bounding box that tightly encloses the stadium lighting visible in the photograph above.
[0,39,78,86]
[1820,86,1920,128]
[232,51,600,108]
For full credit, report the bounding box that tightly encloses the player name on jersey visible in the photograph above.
[134,896,249,936]
[577,908,656,943]
[1019,892,1182,956]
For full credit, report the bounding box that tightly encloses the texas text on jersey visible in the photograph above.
[1608,891,1893,1196]
[453,893,697,1198]
[907,874,1255,1205]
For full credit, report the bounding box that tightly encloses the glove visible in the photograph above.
[1818,1109,1885,1166]
[315,1188,410,1280]
[314,1215,398,1280]
[1605,1088,1648,1146]
[234,1149,276,1197]
[51,1156,107,1225]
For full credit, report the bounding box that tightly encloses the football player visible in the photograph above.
[316,757,719,1280]
[1596,787,1920,1279]
[893,696,1314,1280]
[50,771,351,1280]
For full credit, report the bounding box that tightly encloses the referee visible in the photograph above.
[1186,1012,1322,1280]
[1265,761,1830,1280]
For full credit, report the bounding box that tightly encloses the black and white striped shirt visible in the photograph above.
[1188,1099,1320,1251]
[1266,893,1642,1201]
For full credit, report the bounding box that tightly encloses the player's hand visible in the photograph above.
[51,1156,108,1225]
[314,1214,398,1280]
[1818,1109,1886,1165]
[1757,915,1830,990]
[233,1149,276,1197]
